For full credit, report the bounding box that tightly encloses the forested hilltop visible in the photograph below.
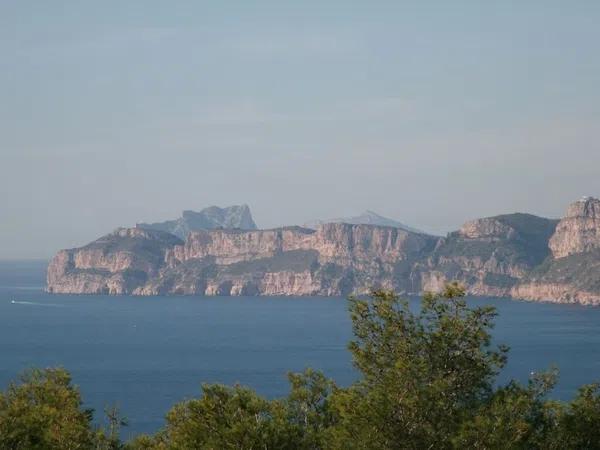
[47,197,600,305]
[4,284,600,449]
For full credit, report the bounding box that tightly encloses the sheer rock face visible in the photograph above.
[46,228,182,294]
[511,248,600,305]
[45,217,558,298]
[549,198,600,258]
[166,223,434,269]
[458,218,517,241]
[155,223,437,296]
[511,283,600,306]
[418,214,559,297]
[312,223,432,265]
[504,199,600,304]
[47,200,600,304]
[165,227,315,266]
[47,224,437,296]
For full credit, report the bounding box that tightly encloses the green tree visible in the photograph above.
[453,370,559,449]
[550,383,600,449]
[95,404,129,450]
[285,368,336,448]
[128,369,335,450]
[132,383,304,449]
[0,367,95,450]
[11,283,600,449]
[326,284,509,449]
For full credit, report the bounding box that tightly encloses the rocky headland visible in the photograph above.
[47,198,600,305]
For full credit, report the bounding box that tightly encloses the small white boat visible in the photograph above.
[11,300,16,304]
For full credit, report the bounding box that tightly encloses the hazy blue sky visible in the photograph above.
[1,1,599,258]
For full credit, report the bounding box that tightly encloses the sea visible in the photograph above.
[2,260,600,439]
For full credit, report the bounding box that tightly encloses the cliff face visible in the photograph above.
[47,223,437,296]
[165,227,315,266]
[512,198,600,305]
[47,198,600,304]
[511,251,600,305]
[549,198,600,258]
[47,228,182,294]
[136,223,437,296]
[418,214,558,297]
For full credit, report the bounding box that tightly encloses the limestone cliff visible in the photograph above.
[136,224,437,296]
[512,197,600,305]
[47,228,182,294]
[549,197,600,258]
[418,213,558,297]
[47,198,600,305]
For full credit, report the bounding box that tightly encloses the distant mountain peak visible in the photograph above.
[304,211,423,234]
[137,204,257,239]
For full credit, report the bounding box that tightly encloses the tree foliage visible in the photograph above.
[4,283,600,449]
[0,368,94,450]
[327,284,508,449]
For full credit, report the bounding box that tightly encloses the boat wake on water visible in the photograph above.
[10,300,64,307]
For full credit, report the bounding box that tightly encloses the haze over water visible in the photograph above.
[2,261,600,438]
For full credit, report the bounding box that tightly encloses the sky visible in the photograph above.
[1,1,599,259]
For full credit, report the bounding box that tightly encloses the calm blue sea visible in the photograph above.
[2,260,600,439]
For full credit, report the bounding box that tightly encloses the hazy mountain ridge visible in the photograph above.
[137,205,257,239]
[304,210,424,234]
[47,198,600,305]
